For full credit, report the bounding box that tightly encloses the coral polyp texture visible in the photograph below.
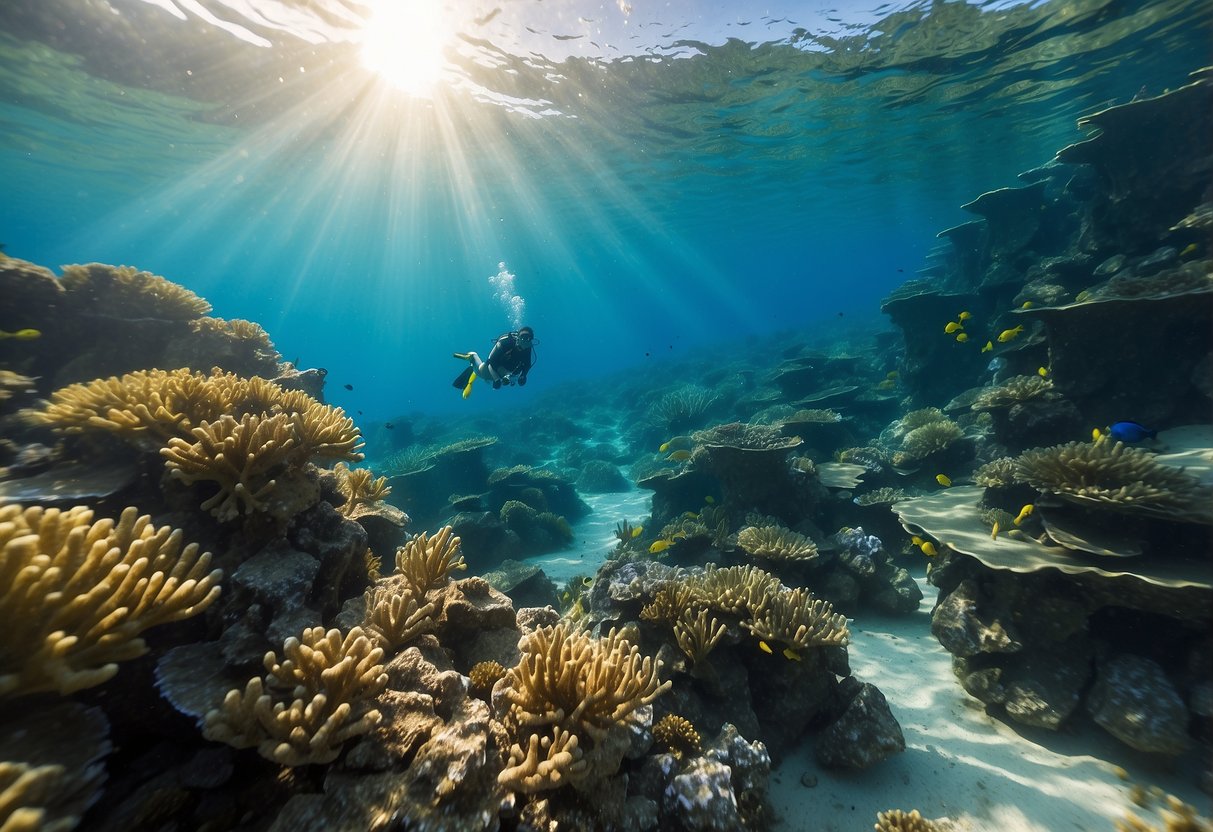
[360,584,437,651]
[394,526,467,594]
[741,586,850,650]
[0,504,222,698]
[673,607,727,665]
[202,626,387,766]
[875,808,940,832]
[333,461,391,516]
[1014,440,1213,522]
[59,262,212,319]
[653,714,702,757]
[736,524,820,561]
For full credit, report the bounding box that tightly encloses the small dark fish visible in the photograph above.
[1109,421,1156,443]
[357,410,363,415]
[385,422,394,430]
[837,311,844,317]
[645,352,651,357]
[897,268,903,272]
[343,383,353,391]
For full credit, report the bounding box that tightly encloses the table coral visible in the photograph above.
[202,626,387,766]
[0,504,222,698]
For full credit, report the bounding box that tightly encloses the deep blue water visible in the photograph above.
[1,0,1209,420]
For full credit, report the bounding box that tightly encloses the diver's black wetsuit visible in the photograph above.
[482,332,533,387]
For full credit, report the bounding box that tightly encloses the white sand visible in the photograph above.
[769,574,1210,831]
[523,489,652,585]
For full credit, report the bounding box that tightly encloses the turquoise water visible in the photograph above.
[1,0,1209,420]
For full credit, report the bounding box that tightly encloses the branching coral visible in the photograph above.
[1014,441,1213,521]
[0,504,221,698]
[673,607,727,665]
[0,371,35,404]
[640,582,701,624]
[0,761,73,831]
[497,725,588,793]
[469,660,507,692]
[333,462,391,517]
[500,623,670,744]
[974,457,1020,488]
[394,527,467,594]
[653,714,701,757]
[736,525,819,561]
[741,587,849,650]
[651,385,720,431]
[970,375,1058,411]
[361,584,437,651]
[691,564,782,616]
[291,403,365,461]
[897,420,964,464]
[875,809,940,832]
[189,316,275,352]
[202,626,387,766]
[60,263,211,319]
[161,413,302,521]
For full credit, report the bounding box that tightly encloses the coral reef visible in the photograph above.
[394,526,467,594]
[0,504,221,698]
[652,714,701,757]
[736,524,819,562]
[740,586,850,651]
[875,808,940,832]
[202,626,388,766]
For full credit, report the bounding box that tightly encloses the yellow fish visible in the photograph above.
[758,640,773,654]
[991,521,1000,541]
[659,442,670,453]
[958,311,971,322]
[782,647,802,662]
[1013,504,1035,525]
[704,495,715,504]
[631,526,643,538]
[1180,243,1199,258]
[920,541,938,557]
[944,321,964,334]
[886,371,900,379]
[461,372,477,399]
[1021,301,1034,309]
[1037,367,1049,377]
[668,450,692,461]
[649,539,672,554]
[981,340,993,353]
[911,535,924,547]
[876,379,896,390]
[955,333,969,343]
[0,328,41,340]
[682,511,699,519]
[997,325,1024,343]
[935,474,952,487]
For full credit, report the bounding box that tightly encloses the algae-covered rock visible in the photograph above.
[1087,654,1191,755]
[814,683,905,770]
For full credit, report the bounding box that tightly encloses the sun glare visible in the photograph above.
[360,0,452,96]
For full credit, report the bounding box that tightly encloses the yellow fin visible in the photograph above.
[991,521,1000,540]
[462,372,477,399]
[1037,366,1049,377]
[659,442,670,453]
[944,321,963,333]
[920,541,938,556]
[631,526,643,538]
[981,340,993,353]
[1013,504,1035,525]
[758,640,773,654]
[782,648,802,662]
[958,311,971,321]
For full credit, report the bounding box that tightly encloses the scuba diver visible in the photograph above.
[452,326,536,398]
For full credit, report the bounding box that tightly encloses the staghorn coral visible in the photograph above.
[291,403,365,461]
[974,456,1020,488]
[202,626,387,766]
[970,375,1058,411]
[640,582,701,624]
[160,413,302,521]
[1014,441,1213,521]
[0,761,74,832]
[736,525,819,561]
[0,504,221,698]
[497,725,588,793]
[500,623,670,743]
[741,587,849,650]
[673,607,727,665]
[361,584,437,651]
[897,419,964,463]
[394,526,467,594]
[469,660,507,692]
[653,714,701,757]
[875,808,940,832]
[333,462,391,517]
[60,263,211,319]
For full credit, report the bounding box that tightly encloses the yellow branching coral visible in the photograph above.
[736,525,820,561]
[161,413,301,521]
[673,607,727,665]
[1014,441,1213,521]
[469,660,507,692]
[189,317,274,352]
[394,527,467,594]
[291,403,364,461]
[333,462,391,517]
[202,626,387,766]
[875,809,940,832]
[970,375,1058,410]
[0,761,72,831]
[653,714,701,757]
[501,623,670,743]
[640,582,700,624]
[0,504,222,698]
[361,584,436,651]
[497,725,588,793]
[741,587,849,650]
[60,263,211,319]
[691,564,781,616]
[0,371,35,404]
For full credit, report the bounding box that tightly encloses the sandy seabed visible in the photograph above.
[769,576,1210,832]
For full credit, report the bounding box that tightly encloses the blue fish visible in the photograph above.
[1109,421,1157,443]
